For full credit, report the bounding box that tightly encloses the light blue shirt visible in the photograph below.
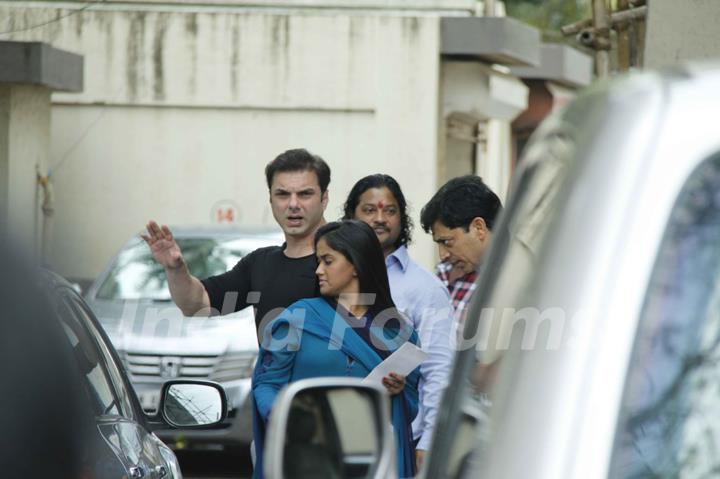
[386,245,455,451]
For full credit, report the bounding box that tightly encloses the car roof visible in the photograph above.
[85,226,285,299]
[121,225,285,246]
[160,225,283,238]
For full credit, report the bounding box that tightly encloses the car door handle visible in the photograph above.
[129,466,145,478]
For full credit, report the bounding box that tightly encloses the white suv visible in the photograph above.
[85,226,283,452]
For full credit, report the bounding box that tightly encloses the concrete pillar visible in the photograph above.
[478,119,512,202]
[0,85,52,252]
[0,41,83,258]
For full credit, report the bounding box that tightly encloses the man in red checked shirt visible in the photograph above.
[419,175,502,341]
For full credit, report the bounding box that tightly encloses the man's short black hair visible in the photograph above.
[265,149,331,193]
[342,174,413,248]
[420,175,502,233]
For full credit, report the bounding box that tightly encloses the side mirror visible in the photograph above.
[158,380,227,428]
[264,378,394,479]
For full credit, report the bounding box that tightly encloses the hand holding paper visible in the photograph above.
[363,342,428,387]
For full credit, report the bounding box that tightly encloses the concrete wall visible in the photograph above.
[1,2,446,280]
[0,85,51,251]
[645,0,720,68]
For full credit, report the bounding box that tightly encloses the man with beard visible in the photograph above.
[343,174,454,469]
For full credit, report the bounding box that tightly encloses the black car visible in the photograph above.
[1,264,228,479]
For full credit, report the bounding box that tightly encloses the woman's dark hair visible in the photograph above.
[265,148,331,193]
[314,220,396,314]
[420,175,502,233]
[342,174,413,248]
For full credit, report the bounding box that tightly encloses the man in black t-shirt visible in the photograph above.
[201,245,319,330]
[142,148,330,335]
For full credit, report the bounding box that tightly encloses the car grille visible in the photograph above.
[121,352,256,382]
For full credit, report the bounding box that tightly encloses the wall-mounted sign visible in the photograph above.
[211,200,240,224]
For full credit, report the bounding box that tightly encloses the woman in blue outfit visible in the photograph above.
[252,220,421,479]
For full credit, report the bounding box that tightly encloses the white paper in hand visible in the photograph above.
[362,342,428,387]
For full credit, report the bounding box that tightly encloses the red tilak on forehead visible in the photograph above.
[377,200,385,209]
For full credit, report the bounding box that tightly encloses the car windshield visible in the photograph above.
[95,237,264,300]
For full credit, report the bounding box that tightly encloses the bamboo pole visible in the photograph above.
[635,14,646,67]
[616,0,631,71]
[592,0,611,77]
[561,6,647,35]
[484,0,495,16]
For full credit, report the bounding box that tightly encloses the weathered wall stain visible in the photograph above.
[346,17,365,90]
[73,9,84,38]
[348,16,361,44]
[282,15,290,87]
[208,12,217,36]
[270,15,282,58]
[185,12,198,36]
[152,14,167,101]
[47,8,62,42]
[126,12,147,101]
[185,13,198,96]
[2,5,392,109]
[101,12,114,84]
[4,9,16,35]
[17,9,26,38]
[230,15,240,100]
[270,15,291,94]
[403,17,420,41]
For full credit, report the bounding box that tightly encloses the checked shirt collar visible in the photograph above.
[437,261,478,332]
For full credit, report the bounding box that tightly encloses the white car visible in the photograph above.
[259,64,720,479]
[85,226,283,452]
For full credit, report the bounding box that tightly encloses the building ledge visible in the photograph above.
[0,41,83,92]
[104,0,477,12]
[510,44,593,88]
[442,62,529,121]
[441,16,540,67]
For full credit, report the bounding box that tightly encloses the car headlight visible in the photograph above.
[158,442,183,479]
[210,352,257,382]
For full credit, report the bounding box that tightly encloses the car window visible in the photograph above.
[326,388,378,456]
[608,153,720,477]
[56,291,125,417]
[66,292,137,419]
[95,237,261,300]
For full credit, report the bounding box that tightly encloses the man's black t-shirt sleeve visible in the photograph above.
[200,254,252,315]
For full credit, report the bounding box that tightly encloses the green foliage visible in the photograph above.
[504,0,591,40]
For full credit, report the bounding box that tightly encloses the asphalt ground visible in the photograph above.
[179,449,253,479]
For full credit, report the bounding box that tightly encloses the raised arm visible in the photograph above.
[141,220,211,316]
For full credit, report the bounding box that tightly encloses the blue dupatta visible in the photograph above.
[251,297,420,478]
